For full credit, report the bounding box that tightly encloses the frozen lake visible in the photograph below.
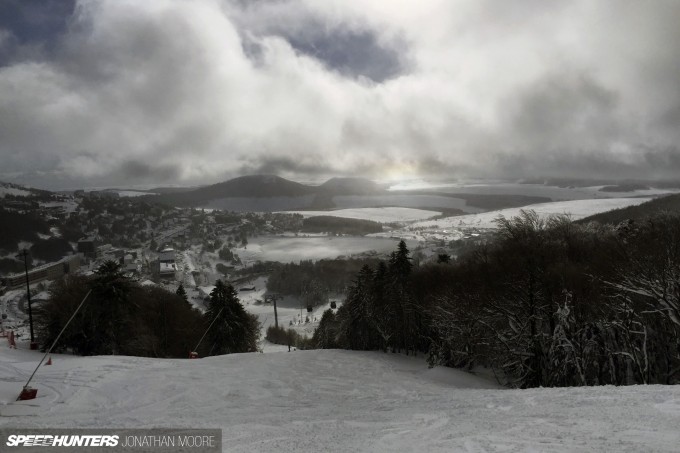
[284,207,441,223]
[235,235,417,264]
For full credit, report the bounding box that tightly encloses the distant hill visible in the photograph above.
[149,175,313,206]
[192,175,312,197]
[148,175,383,207]
[146,175,564,212]
[599,183,650,192]
[112,186,198,195]
[518,177,680,189]
[579,193,680,224]
[0,181,53,199]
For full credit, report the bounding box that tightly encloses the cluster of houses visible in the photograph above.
[2,186,309,297]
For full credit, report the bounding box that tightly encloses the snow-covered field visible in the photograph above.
[284,207,441,223]
[0,186,31,197]
[1,344,679,452]
[411,197,653,230]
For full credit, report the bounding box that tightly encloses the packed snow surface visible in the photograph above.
[1,345,679,452]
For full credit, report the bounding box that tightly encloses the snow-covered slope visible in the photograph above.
[1,345,679,452]
[0,182,32,198]
[412,197,653,230]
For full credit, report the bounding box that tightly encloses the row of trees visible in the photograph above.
[36,263,259,358]
[301,216,383,235]
[313,240,424,354]
[316,212,680,387]
[267,258,381,296]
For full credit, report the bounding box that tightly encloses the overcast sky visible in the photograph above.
[1,0,679,189]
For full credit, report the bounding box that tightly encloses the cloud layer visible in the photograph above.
[1,0,679,189]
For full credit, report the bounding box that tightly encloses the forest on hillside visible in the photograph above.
[36,262,259,358]
[317,211,680,388]
[301,216,383,235]
[266,257,382,297]
[579,193,680,224]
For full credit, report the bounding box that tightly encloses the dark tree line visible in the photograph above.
[301,216,383,235]
[36,263,260,358]
[320,241,425,354]
[267,257,381,297]
[0,207,50,252]
[320,212,680,388]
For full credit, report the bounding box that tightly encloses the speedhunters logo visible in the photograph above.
[1,429,221,452]
[6,435,119,447]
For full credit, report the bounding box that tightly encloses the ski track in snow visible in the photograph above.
[1,345,679,452]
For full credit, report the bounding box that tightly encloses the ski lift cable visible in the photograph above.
[192,306,224,353]
[18,289,93,400]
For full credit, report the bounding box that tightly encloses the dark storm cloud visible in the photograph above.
[0,0,75,65]
[0,0,75,43]
[230,1,407,82]
[119,160,181,182]
[285,27,404,83]
[238,156,330,177]
[507,72,621,152]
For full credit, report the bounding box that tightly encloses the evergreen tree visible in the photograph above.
[176,284,188,302]
[204,280,260,355]
[92,260,134,355]
[312,309,337,349]
[437,253,451,264]
[336,265,378,350]
[390,240,413,279]
[369,261,393,352]
[387,240,416,353]
[35,265,203,358]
